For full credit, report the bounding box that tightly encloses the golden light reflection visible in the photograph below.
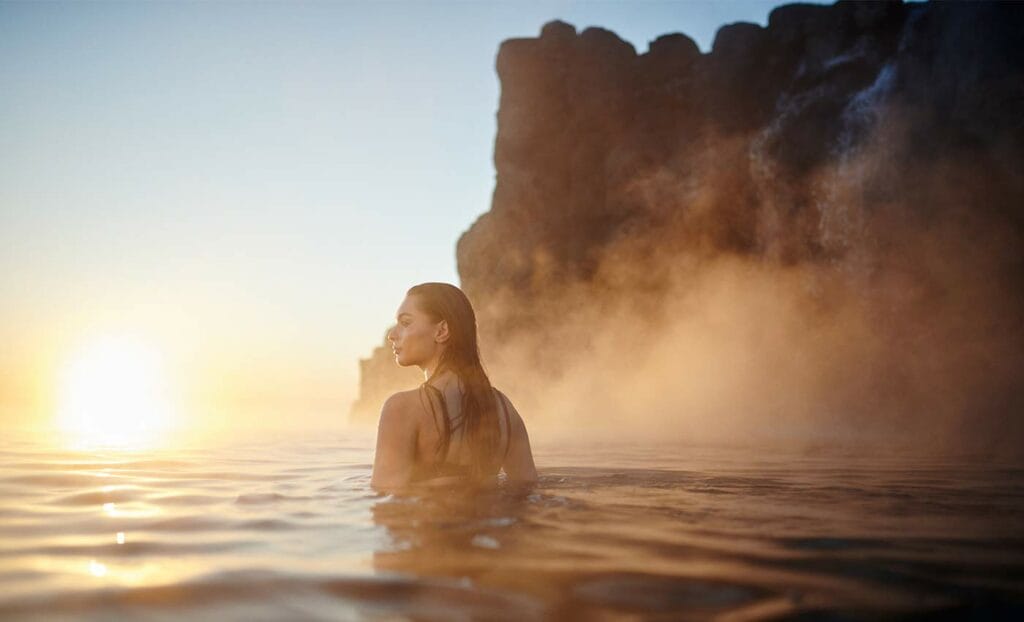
[32,554,173,589]
[100,502,160,519]
[82,558,167,586]
[55,335,177,449]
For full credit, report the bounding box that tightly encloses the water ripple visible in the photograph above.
[0,437,1021,620]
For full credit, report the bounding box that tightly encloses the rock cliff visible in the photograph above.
[354,1,1024,454]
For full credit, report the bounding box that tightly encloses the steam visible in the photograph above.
[480,100,1024,459]
[389,5,1024,459]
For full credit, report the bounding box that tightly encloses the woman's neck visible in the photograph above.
[421,353,445,380]
[426,366,459,391]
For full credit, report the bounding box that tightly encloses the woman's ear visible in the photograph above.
[435,320,450,344]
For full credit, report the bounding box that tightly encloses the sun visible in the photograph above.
[56,336,177,450]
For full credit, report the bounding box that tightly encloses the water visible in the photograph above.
[1,432,1022,620]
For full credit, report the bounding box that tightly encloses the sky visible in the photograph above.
[0,0,784,436]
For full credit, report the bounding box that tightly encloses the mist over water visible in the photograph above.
[453,2,1024,458]
[490,178,1022,455]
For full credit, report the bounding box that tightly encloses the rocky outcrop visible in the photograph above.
[350,329,423,422]
[460,1,1022,322]
[354,1,1024,453]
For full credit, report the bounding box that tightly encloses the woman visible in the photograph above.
[371,282,537,491]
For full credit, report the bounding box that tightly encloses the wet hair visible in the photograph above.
[407,282,500,478]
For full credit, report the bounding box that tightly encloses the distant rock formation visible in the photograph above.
[353,1,1024,454]
[350,329,422,422]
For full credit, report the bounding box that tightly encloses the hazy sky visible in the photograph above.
[1,0,782,432]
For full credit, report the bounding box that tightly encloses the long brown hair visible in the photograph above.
[408,282,500,477]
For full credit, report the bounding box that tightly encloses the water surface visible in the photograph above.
[1,432,1022,620]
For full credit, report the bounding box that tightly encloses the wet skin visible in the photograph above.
[371,294,537,492]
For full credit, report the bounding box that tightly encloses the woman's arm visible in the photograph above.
[370,393,418,492]
[502,401,538,483]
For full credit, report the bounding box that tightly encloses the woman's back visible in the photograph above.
[370,282,537,492]
[372,371,536,490]
[412,370,521,483]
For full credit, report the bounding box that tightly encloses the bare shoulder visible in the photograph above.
[379,389,424,425]
[492,388,537,482]
[382,388,421,409]
[494,388,527,430]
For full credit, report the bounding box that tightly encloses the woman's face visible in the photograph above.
[387,295,445,368]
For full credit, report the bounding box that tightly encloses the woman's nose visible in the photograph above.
[387,327,397,343]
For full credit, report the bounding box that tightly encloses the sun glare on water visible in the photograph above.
[56,336,177,450]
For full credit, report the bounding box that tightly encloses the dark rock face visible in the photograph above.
[356,1,1024,454]
[462,2,915,306]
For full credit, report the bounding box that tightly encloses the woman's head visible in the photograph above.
[389,282,499,476]
[388,282,482,378]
